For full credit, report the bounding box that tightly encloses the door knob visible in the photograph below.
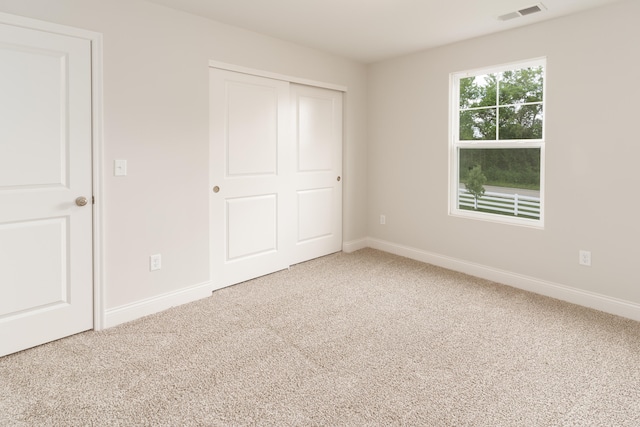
[75,196,88,207]
[213,186,220,193]
[337,176,341,182]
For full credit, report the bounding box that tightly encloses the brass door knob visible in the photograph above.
[75,196,88,207]
[213,186,220,193]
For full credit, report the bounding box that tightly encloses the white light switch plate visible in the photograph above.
[114,159,127,176]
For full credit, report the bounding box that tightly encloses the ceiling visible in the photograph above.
[145,0,623,63]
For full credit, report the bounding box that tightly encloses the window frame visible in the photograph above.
[449,57,546,228]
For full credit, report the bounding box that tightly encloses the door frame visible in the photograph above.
[0,12,106,330]
[208,61,348,92]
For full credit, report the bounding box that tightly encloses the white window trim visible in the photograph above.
[448,57,546,228]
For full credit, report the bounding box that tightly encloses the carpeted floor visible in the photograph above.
[1,248,640,426]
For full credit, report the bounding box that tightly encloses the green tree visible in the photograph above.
[459,74,497,140]
[465,165,487,209]
[459,67,543,141]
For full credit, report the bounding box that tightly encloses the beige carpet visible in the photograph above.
[2,248,640,426]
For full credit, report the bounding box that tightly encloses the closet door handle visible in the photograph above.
[213,186,220,193]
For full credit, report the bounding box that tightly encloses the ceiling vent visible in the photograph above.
[498,3,546,21]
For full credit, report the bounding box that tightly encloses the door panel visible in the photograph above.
[227,82,278,176]
[0,47,66,187]
[297,188,334,242]
[0,23,93,357]
[298,95,335,171]
[0,219,67,317]
[291,85,343,265]
[227,195,278,260]
[210,69,292,289]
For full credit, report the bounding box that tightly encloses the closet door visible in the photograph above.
[209,69,293,290]
[291,84,343,265]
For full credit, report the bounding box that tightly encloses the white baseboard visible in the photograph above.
[366,237,640,322]
[102,239,640,327]
[342,238,368,253]
[104,281,212,328]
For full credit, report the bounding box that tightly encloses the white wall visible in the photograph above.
[0,0,368,320]
[4,0,638,325]
[367,0,640,312]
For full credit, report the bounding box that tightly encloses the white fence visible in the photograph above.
[459,188,540,219]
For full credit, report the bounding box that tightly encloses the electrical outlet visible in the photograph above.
[150,254,162,271]
[380,215,386,225]
[579,250,591,267]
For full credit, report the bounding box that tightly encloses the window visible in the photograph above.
[450,58,545,226]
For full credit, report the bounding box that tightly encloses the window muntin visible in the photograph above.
[450,59,545,226]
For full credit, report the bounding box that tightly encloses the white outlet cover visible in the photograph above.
[150,254,162,271]
[579,250,591,266]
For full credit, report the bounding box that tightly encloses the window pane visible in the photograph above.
[458,148,541,219]
[498,104,543,140]
[459,108,497,140]
[459,74,497,109]
[459,148,540,188]
[499,67,544,105]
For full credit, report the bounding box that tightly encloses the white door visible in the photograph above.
[209,68,293,289]
[291,84,343,265]
[0,23,93,357]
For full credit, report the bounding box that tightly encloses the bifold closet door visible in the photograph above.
[209,68,293,290]
[210,68,343,289]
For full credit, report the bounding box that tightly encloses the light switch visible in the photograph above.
[114,160,127,176]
